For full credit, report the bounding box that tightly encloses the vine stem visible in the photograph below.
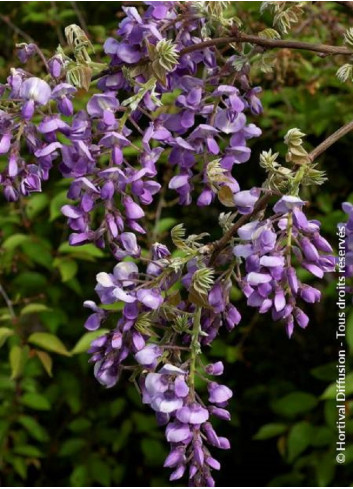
[0,13,35,44]
[209,193,273,265]
[308,119,353,162]
[179,34,352,57]
[209,118,353,263]
[71,1,89,34]
[0,14,49,73]
[92,32,352,81]
[286,212,293,268]
[189,306,202,401]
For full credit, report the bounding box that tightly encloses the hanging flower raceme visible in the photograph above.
[82,230,238,486]
[141,363,232,486]
[233,195,335,337]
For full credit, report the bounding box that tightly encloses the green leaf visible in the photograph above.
[71,329,109,355]
[112,419,132,452]
[344,444,353,464]
[2,234,30,250]
[321,372,353,399]
[70,464,88,486]
[28,332,71,356]
[110,398,127,418]
[53,257,78,282]
[59,438,86,456]
[268,473,304,487]
[21,240,53,270]
[50,190,69,221]
[112,465,125,485]
[271,391,318,418]
[13,272,47,294]
[132,412,158,434]
[36,350,53,377]
[18,415,50,442]
[65,277,83,296]
[141,438,166,466]
[21,303,51,316]
[0,327,15,347]
[315,451,335,486]
[14,444,44,458]
[287,421,312,462]
[0,420,10,445]
[68,418,92,433]
[310,426,333,447]
[226,345,241,363]
[9,345,27,380]
[310,362,337,382]
[90,458,111,486]
[58,242,105,258]
[12,456,27,479]
[26,194,49,219]
[254,423,288,440]
[324,400,336,427]
[21,392,51,411]
[156,217,178,233]
[40,308,68,333]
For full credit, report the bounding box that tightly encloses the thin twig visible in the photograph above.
[180,35,352,57]
[309,119,353,161]
[50,2,66,46]
[0,13,35,44]
[71,1,89,34]
[151,194,165,245]
[92,33,352,82]
[209,193,273,265]
[0,13,49,72]
[0,283,15,319]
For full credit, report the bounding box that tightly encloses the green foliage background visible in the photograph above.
[0,1,352,486]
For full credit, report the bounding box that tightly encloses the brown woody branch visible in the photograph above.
[92,33,352,81]
[180,34,352,57]
[209,193,273,265]
[309,119,353,161]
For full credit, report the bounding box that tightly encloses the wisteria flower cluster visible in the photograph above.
[86,233,239,485]
[233,195,335,337]
[0,1,262,261]
[0,1,340,486]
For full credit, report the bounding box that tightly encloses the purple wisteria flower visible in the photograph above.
[20,77,51,119]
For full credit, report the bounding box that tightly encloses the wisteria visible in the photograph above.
[0,1,344,486]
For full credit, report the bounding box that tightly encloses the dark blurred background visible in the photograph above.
[0,2,352,486]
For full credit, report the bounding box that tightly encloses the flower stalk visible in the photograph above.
[189,306,202,401]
